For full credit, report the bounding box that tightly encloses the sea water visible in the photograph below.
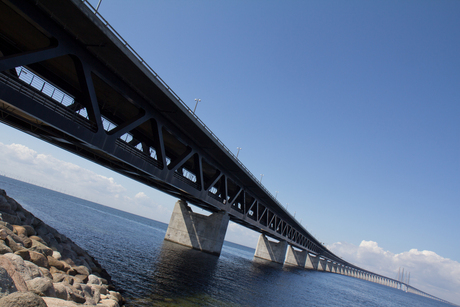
[0,175,451,307]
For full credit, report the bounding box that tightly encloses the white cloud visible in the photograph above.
[0,142,172,223]
[328,240,460,305]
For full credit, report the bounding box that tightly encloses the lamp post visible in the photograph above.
[96,0,102,11]
[236,147,242,158]
[260,174,264,183]
[193,98,201,113]
[275,191,278,199]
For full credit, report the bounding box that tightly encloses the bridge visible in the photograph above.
[0,0,452,304]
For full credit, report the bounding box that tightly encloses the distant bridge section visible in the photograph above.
[0,1,454,305]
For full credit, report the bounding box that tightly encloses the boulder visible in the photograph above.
[5,235,24,252]
[14,248,31,261]
[2,253,33,283]
[87,274,103,285]
[29,251,50,268]
[23,225,36,236]
[42,297,79,307]
[0,291,47,307]
[0,195,13,213]
[52,251,62,260]
[24,260,45,279]
[109,290,123,302]
[0,221,13,231]
[12,225,27,236]
[52,272,74,285]
[0,212,20,225]
[39,267,52,280]
[73,274,88,284]
[0,229,8,240]
[52,282,70,300]
[98,298,120,307]
[81,283,100,305]
[26,277,56,297]
[29,236,46,245]
[29,239,53,257]
[0,266,17,298]
[73,265,90,276]
[6,197,18,211]
[0,241,13,254]
[47,256,66,271]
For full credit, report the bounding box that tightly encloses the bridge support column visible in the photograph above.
[305,254,319,270]
[317,258,327,271]
[254,234,288,264]
[164,200,229,256]
[285,245,307,267]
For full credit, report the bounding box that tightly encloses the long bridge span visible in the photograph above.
[0,0,452,304]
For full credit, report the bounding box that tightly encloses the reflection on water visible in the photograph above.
[129,241,233,306]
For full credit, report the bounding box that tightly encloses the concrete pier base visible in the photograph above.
[284,245,307,267]
[254,234,288,264]
[318,258,327,271]
[164,200,229,256]
[305,254,319,270]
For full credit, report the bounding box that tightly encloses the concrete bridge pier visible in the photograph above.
[305,254,319,270]
[164,200,230,256]
[317,258,327,271]
[254,234,288,264]
[285,245,308,267]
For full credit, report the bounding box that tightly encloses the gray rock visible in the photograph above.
[0,291,47,307]
[52,282,69,300]
[0,212,20,225]
[26,277,56,297]
[0,241,13,254]
[24,260,45,279]
[87,274,102,285]
[29,251,49,268]
[23,225,36,236]
[39,267,52,280]
[0,195,12,213]
[81,283,99,305]
[3,253,34,281]
[29,239,53,257]
[0,254,28,291]
[6,197,18,211]
[42,297,79,307]
[99,298,120,307]
[73,265,90,276]
[0,266,17,298]
[0,229,7,240]
[0,221,13,231]
[14,248,30,261]
[5,235,24,252]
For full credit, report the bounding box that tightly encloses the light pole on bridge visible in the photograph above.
[193,98,201,113]
[236,147,242,158]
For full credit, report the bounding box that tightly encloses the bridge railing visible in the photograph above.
[79,0,301,228]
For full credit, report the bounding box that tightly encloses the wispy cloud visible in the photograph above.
[328,240,460,305]
[0,142,172,222]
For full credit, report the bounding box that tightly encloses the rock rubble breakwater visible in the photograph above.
[0,188,125,307]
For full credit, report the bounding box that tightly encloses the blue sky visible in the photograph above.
[0,0,459,303]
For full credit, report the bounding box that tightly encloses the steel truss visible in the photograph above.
[0,0,350,266]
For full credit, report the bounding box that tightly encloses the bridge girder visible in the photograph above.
[0,0,351,266]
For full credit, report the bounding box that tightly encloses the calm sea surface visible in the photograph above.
[0,175,451,307]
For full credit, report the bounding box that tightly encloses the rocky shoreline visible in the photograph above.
[0,188,125,306]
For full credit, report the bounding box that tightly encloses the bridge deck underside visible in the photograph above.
[0,0,351,266]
